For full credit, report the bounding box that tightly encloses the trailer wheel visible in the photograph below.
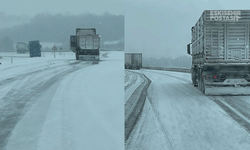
[201,71,204,93]
[76,51,79,60]
[198,69,202,90]
[202,76,205,94]
[192,69,198,87]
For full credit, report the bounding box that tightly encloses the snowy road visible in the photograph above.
[125,72,151,140]
[0,51,124,150]
[125,69,250,150]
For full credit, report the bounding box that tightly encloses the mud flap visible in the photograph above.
[205,86,250,95]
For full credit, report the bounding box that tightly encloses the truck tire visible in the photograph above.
[198,69,202,90]
[200,70,205,94]
[76,52,79,60]
[192,69,198,87]
[202,77,205,94]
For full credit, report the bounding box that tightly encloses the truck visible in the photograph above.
[70,28,100,60]
[125,53,142,69]
[29,40,42,57]
[16,42,29,53]
[187,10,250,95]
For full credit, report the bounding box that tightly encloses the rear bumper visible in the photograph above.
[79,55,99,60]
[205,82,250,86]
[205,79,250,87]
[125,65,141,70]
[78,49,99,55]
[203,62,250,66]
[205,86,250,95]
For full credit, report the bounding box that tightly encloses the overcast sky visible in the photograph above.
[125,0,250,58]
[0,0,124,16]
[2,0,250,58]
[0,0,124,47]
[0,0,124,29]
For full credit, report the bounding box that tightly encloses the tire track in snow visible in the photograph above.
[150,69,250,135]
[157,82,220,150]
[125,99,168,150]
[209,96,250,135]
[151,69,250,135]
[224,97,250,121]
[142,69,191,83]
[167,83,224,149]
[0,60,82,89]
[147,95,174,150]
[124,71,138,91]
[125,72,151,141]
[61,90,75,150]
[144,69,250,148]
[0,59,64,72]
[144,71,225,149]
[124,71,130,83]
[0,62,91,150]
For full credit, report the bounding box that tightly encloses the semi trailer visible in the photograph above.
[16,42,29,53]
[187,10,250,95]
[29,40,42,57]
[70,28,100,60]
[125,53,142,70]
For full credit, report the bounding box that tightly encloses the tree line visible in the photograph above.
[142,55,192,68]
[0,12,124,51]
[0,36,14,51]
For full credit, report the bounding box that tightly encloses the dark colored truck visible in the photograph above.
[70,28,100,60]
[29,40,42,57]
[125,53,142,70]
[16,42,29,53]
[187,10,250,95]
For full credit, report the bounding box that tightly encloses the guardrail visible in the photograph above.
[142,66,191,73]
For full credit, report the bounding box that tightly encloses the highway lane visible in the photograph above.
[125,69,250,150]
[0,51,124,150]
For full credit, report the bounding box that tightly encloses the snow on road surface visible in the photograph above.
[0,51,124,150]
[124,70,144,103]
[124,71,151,141]
[125,69,250,150]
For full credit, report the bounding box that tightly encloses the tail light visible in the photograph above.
[241,75,249,78]
[205,75,212,80]
[205,75,218,80]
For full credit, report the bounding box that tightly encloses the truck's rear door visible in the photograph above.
[226,24,249,60]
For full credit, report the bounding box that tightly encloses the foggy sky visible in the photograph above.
[125,0,250,59]
[0,0,124,29]
[0,0,124,16]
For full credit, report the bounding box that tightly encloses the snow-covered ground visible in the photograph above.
[124,70,144,103]
[0,51,124,150]
[125,69,250,150]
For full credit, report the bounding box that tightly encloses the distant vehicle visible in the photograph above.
[187,10,250,95]
[125,53,142,70]
[70,28,100,60]
[29,40,42,57]
[16,42,29,54]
